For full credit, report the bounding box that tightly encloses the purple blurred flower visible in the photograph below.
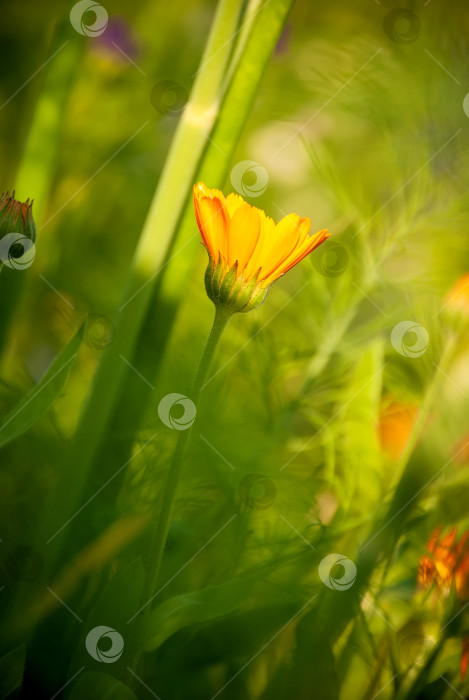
[94,16,140,61]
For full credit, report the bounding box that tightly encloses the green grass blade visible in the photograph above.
[0,328,82,448]
[0,27,83,355]
[0,645,25,700]
[143,578,254,652]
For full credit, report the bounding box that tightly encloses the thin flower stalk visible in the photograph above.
[128,183,329,677]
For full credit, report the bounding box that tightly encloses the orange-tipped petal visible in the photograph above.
[228,203,261,273]
[193,184,228,262]
[270,217,312,277]
[277,228,330,279]
[258,214,308,283]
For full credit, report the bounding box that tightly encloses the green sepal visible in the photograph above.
[204,256,268,313]
[239,283,269,313]
[204,259,214,299]
[219,261,239,305]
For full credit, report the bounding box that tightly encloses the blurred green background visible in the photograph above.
[1,0,469,698]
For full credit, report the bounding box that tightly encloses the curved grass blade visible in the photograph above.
[0,645,25,700]
[143,578,254,652]
[0,327,82,448]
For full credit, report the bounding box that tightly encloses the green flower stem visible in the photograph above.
[140,305,233,606]
[126,304,233,681]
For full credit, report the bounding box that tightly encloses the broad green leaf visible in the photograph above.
[0,645,25,700]
[143,577,254,652]
[0,328,82,448]
[67,672,137,700]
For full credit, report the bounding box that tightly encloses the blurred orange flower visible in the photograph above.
[445,273,469,315]
[193,182,329,312]
[418,526,469,679]
[378,399,418,460]
[419,528,460,593]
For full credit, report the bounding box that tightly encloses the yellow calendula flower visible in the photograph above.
[193,182,330,313]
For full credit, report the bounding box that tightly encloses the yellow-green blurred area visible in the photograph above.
[1,0,469,698]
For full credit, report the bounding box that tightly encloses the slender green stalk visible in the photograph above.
[140,305,233,606]
[224,0,263,84]
[125,305,233,681]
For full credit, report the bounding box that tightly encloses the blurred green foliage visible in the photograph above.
[1,0,469,698]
